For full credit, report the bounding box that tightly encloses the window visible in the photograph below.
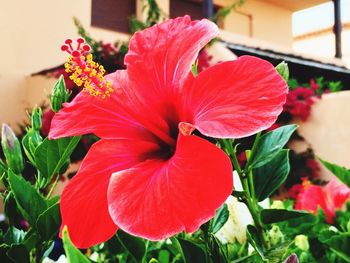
[91,0,136,33]
[170,0,220,21]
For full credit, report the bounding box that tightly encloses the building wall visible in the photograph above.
[0,0,129,131]
[217,0,293,47]
[293,29,350,68]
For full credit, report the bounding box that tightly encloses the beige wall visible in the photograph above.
[293,29,350,68]
[0,0,130,131]
[290,91,350,179]
[217,0,293,47]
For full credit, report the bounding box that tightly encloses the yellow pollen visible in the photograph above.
[64,53,113,98]
[301,178,312,189]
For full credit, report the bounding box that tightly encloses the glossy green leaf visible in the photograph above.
[250,125,297,168]
[158,250,170,263]
[265,242,292,263]
[47,195,60,207]
[4,192,18,226]
[0,244,12,263]
[62,226,91,263]
[319,158,350,188]
[319,230,350,261]
[34,136,80,185]
[117,230,146,262]
[22,129,42,165]
[3,227,25,245]
[210,235,230,263]
[261,209,311,224]
[173,237,207,263]
[7,170,48,226]
[210,203,229,234]
[254,150,290,201]
[6,244,29,263]
[246,225,266,261]
[36,203,61,241]
[22,230,38,252]
[0,159,7,176]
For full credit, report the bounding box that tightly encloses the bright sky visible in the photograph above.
[293,0,350,36]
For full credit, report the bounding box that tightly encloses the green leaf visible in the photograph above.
[34,136,80,185]
[62,226,91,263]
[0,159,7,175]
[246,225,266,261]
[210,204,229,234]
[265,242,292,263]
[36,203,61,241]
[319,230,350,261]
[250,125,297,168]
[7,170,48,226]
[210,235,230,263]
[173,237,207,263]
[319,158,350,187]
[158,250,170,263]
[0,244,12,263]
[3,227,25,245]
[261,209,312,224]
[6,244,29,263]
[22,129,42,165]
[22,230,38,252]
[47,195,60,207]
[117,230,146,262]
[254,150,290,201]
[4,192,18,226]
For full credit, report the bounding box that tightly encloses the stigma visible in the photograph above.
[61,38,113,98]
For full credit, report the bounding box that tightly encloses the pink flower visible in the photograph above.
[49,16,287,248]
[295,178,350,224]
[284,87,315,121]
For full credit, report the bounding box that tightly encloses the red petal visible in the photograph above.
[181,56,288,138]
[107,134,232,240]
[325,177,350,209]
[49,71,164,142]
[295,185,335,223]
[125,16,218,112]
[60,139,159,248]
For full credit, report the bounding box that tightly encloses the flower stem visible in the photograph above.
[244,132,261,171]
[46,174,60,199]
[220,138,267,250]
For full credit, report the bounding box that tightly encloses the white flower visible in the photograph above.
[215,172,270,244]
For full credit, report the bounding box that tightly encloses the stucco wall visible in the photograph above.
[218,0,293,46]
[293,30,350,68]
[0,0,130,131]
[290,91,350,179]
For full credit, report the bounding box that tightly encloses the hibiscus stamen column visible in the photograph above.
[61,38,113,98]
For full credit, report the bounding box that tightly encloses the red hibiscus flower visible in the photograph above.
[295,177,350,224]
[49,16,287,248]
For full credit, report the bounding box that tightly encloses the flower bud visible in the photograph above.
[51,75,69,112]
[31,107,42,131]
[294,234,309,251]
[268,225,284,246]
[271,200,284,209]
[1,124,24,174]
[26,128,43,149]
[275,61,289,82]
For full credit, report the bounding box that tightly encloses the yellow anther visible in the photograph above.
[63,54,113,98]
